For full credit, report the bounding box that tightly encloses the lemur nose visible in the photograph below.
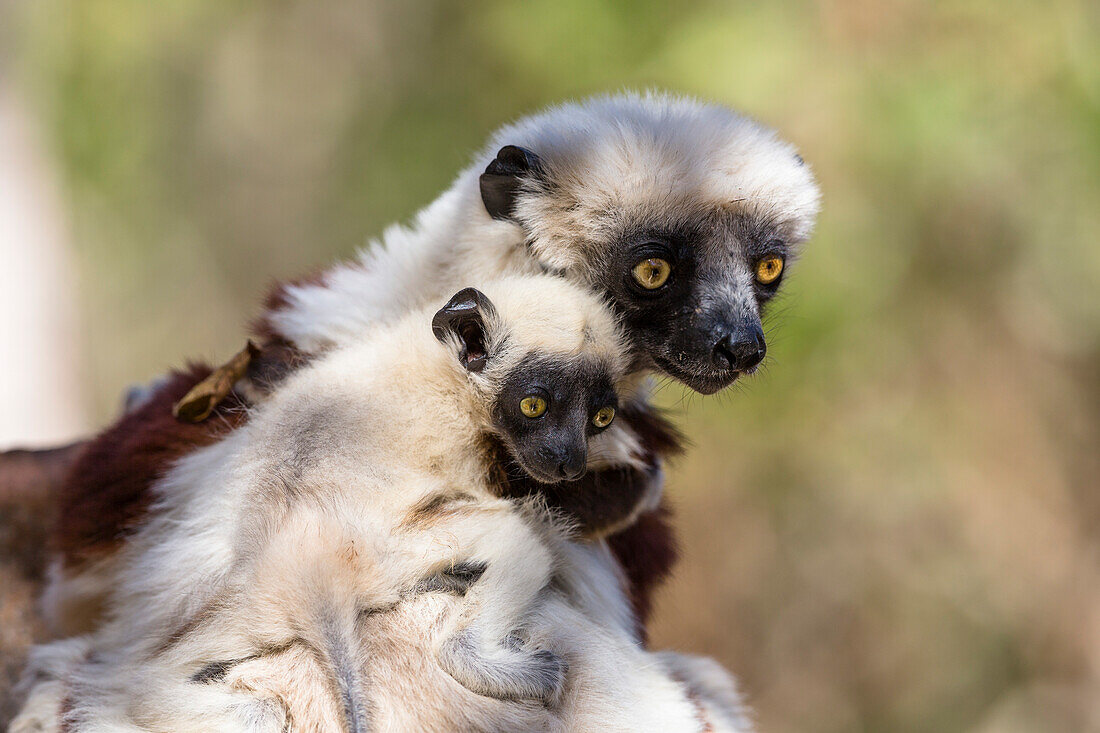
[558,452,587,481]
[712,326,766,372]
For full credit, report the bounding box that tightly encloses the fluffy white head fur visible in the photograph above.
[496,92,821,272]
[266,92,819,356]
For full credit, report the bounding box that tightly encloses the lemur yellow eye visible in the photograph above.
[519,396,547,418]
[592,406,616,429]
[632,258,671,289]
[755,256,784,285]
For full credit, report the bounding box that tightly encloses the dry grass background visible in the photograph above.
[2,0,1099,730]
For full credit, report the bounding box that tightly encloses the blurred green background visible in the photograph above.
[3,0,1100,730]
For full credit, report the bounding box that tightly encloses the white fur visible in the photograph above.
[18,275,748,731]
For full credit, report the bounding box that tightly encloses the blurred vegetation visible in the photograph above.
[5,0,1100,730]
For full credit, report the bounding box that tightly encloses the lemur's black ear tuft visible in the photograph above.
[479,145,544,221]
[432,288,498,372]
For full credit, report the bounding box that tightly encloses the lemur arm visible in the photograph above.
[404,502,566,704]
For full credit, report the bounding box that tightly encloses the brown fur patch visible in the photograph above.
[606,501,679,643]
[1,443,85,581]
[247,340,312,392]
[617,401,686,464]
[0,443,86,722]
[52,365,248,568]
[605,403,684,638]
[0,562,50,724]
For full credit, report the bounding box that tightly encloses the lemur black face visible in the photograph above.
[491,353,618,484]
[480,145,798,395]
[592,216,790,395]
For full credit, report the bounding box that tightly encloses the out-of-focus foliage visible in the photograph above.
[6,0,1100,730]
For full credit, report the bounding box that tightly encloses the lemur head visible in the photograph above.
[478,92,821,394]
[432,277,630,484]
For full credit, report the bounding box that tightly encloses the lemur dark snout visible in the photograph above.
[555,446,587,481]
[712,320,766,373]
[534,442,587,481]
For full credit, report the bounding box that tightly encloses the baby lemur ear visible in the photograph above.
[432,287,498,372]
[479,145,545,221]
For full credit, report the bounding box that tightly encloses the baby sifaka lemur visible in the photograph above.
[45,92,820,643]
[13,276,749,732]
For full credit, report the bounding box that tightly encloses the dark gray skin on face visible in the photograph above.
[592,212,789,395]
[481,146,796,395]
[431,289,619,485]
[491,353,618,484]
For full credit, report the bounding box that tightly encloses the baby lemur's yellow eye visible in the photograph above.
[755,256,784,285]
[519,396,547,418]
[632,258,671,289]
[592,406,616,429]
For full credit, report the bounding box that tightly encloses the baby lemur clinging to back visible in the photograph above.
[19,275,711,731]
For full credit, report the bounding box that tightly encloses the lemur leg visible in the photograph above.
[423,510,565,705]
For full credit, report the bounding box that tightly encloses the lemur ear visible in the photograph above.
[479,145,544,221]
[432,288,498,372]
